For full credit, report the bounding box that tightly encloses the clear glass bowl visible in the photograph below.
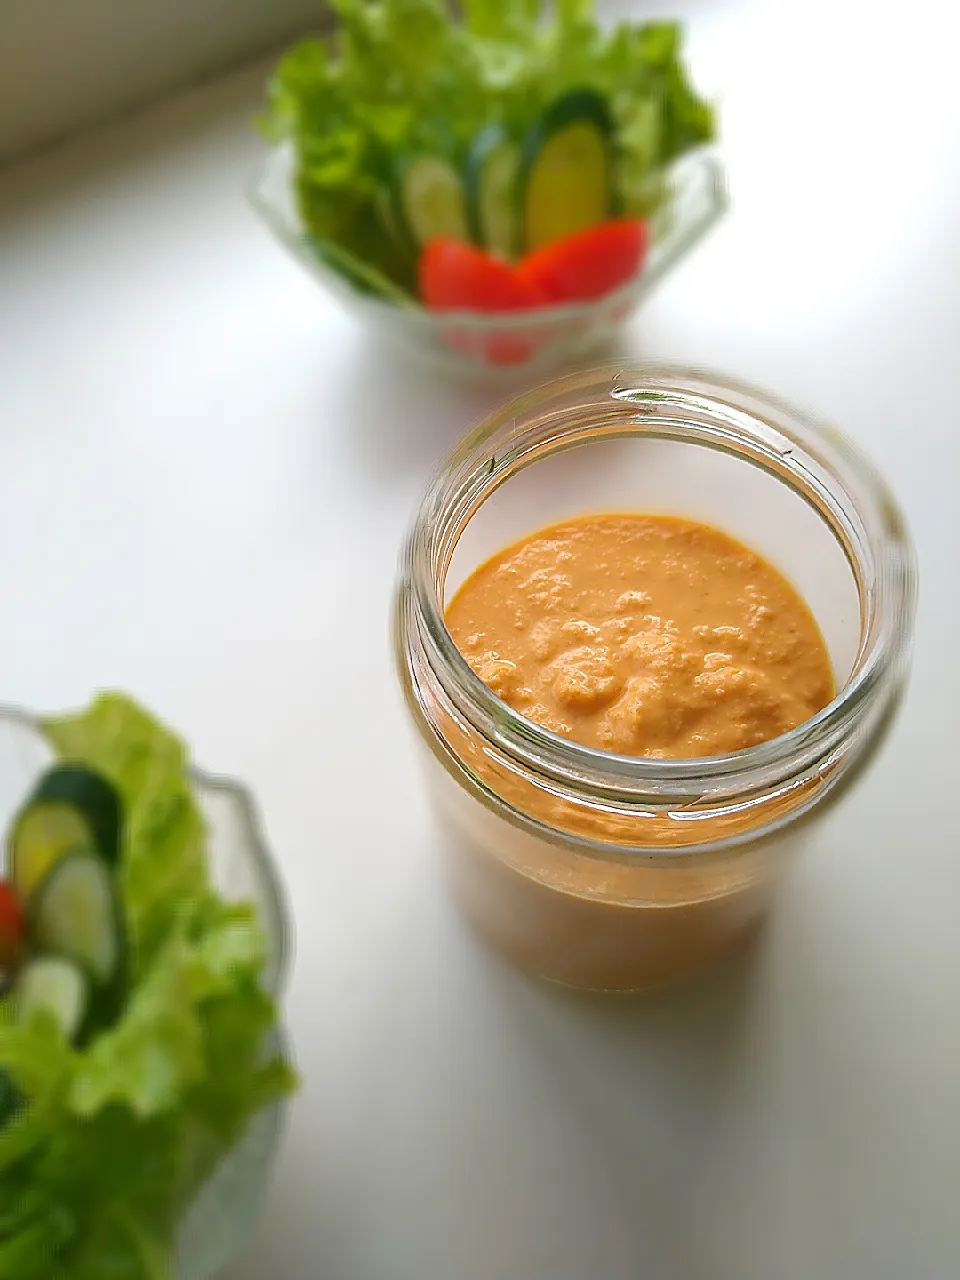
[250,144,727,380]
[0,707,292,1280]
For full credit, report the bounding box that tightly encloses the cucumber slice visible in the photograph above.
[8,764,123,899]
[30,851,122,986]
[521,89,613,251]
[466,126,521,259]
[15,956,89,1041]
[396,155,469,247]
[9,805,93,902]
[32,764,122,864]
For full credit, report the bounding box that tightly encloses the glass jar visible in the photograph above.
[393,366,916,991]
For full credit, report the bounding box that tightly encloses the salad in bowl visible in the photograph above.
[253,0,726,374]
[0,694,296,1279]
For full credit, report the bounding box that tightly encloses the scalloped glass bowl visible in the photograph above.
[250,143,727,381]
[0,708,292,1280]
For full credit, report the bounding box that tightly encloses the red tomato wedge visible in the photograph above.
[518,218,648,304]
[420,239,545,312]
[0,882,22,972]
[420,239,547,366]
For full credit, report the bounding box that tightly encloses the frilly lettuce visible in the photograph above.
[0,693,296,1279]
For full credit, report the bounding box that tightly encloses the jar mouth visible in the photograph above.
[400,364,917,806]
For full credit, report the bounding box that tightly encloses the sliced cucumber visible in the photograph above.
[466,125,521,259]
[30,851,122,987]
[9,806,93,902]
[8,764,123,899]
[15,956,89,1042]
[395,154,469,248]
[521,89,613,251]
[31,764,122,864]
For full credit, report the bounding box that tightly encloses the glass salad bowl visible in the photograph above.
[249,143,727,381]
[0,705,293,1280]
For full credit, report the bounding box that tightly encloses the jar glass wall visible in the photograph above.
[394,366,916,991]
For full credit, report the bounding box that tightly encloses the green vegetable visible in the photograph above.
[0,693,296,1279]
[9,805,92,905]
[395,154,469,247]
[260,3,715,296]
[32,765,123,864]
[0,1068,19,1126]
[308,232,418,304]
[466,124,521,258]
[521,88,612,251]
[29,851,122,989]
[8,763,123,902]
[15,957,90,1043]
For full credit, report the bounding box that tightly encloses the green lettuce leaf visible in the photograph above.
[462,0,540,41]
[0,693,296,1280]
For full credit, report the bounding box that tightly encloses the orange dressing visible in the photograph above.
[446,514,833,758]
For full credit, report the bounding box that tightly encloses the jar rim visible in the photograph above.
[399,363,917,806]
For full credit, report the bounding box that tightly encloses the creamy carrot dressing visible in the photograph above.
[446,514,833,759]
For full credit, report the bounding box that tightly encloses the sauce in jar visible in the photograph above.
[447,513,833,759]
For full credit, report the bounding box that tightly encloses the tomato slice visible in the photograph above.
[0,882,22,972]
[518,218,648,304]
[420,239,548,365]
[420,239,545,312]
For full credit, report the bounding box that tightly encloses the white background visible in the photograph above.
[0,1,958,1276]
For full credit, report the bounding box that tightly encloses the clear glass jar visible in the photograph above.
[393,366,917,991]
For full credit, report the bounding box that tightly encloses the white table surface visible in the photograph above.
[1,2,958,1276]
